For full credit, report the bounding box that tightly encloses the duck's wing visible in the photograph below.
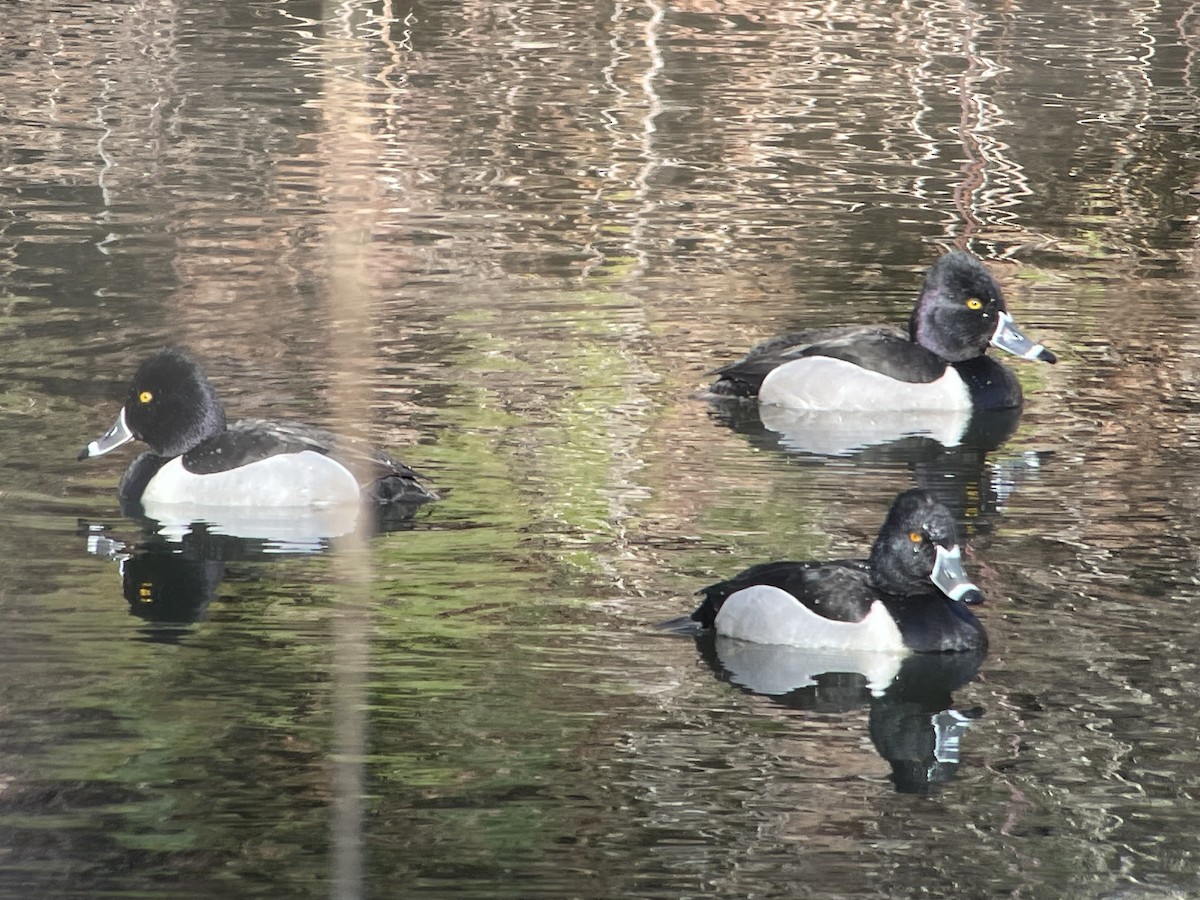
[188,420,437,503]
[692,560,876,627]
[707,327,867,397]
[255,420,438,504]
[709,325,944,395]
[790,328,948,384]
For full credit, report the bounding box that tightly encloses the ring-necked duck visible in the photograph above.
[78,349,437,512]
[709,251,1056,411]
[689,489,987,653]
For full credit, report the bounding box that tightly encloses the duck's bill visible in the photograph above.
[991,311,1057,363]
[930,544,984,605]
[78,408,134,460]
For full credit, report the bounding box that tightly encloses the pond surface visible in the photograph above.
[3,0,1200,896]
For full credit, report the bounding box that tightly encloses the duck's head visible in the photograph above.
[909,251,1057,365]
[868,488,983,604]
[79,349,227,460]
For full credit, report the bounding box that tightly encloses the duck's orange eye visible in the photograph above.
[138,390,154,404]
[908,531,923,543]
[966,298,983,311]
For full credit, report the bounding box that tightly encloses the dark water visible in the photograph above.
[3,0,1200,896]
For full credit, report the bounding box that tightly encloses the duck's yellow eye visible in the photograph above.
[966,298,983,311]
[138,390,153,404]
[908,531,923,543]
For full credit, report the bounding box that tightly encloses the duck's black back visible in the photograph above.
[692,560,878,627]
[181,419,435,504]
[710,326,946,396]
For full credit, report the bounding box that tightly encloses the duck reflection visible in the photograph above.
[708,400,1044,533]
[85,489,428,632]
[119,542,225,625]
[115,494,428,547]
[85,521,295,626]
[697,633,986,794]
[708,397,1022,460]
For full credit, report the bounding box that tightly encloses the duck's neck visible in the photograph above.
[867,540,929,597]
[159,401,227,458]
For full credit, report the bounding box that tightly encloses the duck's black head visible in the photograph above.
[868,488,982,604]
[909,251,1056,365]
[123,349,227,457]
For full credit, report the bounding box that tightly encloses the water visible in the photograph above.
[3,0,1200,896]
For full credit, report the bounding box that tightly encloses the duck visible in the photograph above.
[708,251,1056,412]
[688,489,987,653]
[78,349,437,513]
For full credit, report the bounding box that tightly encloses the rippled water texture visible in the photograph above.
[3,0,1200,896]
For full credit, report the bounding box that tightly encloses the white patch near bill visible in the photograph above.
[714,584,907,653]
[758,357,972,412]
[141,450,361,508]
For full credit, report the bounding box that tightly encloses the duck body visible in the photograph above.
[709,252,1055,412]
[690,490,987,654]
[80,349,437,513]
[693,560,986,654]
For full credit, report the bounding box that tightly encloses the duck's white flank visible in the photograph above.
[140,450,361,508]
[758,357,972,412]
[713,584,907,652]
